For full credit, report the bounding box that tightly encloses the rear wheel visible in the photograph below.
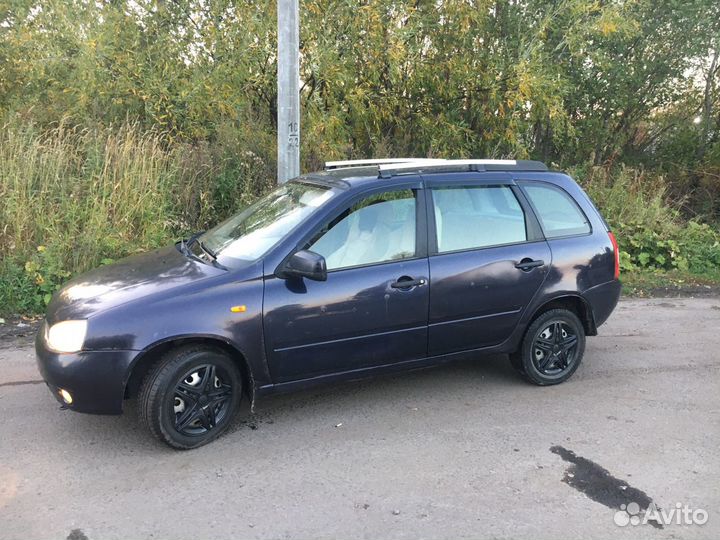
[510,308,585,385]
[139,345,242,449]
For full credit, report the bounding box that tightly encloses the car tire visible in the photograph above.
[510,308,586,386]
[138,345,242,449]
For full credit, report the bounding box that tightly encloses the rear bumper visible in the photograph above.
[35,328,138,415]
[584,279,621,329]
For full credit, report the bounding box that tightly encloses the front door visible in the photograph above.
[263,185,430,383]
[426,179,551,356]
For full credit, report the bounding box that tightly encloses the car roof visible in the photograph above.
[296,160,566,190]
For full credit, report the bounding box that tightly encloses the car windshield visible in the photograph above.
[199,182,338,261]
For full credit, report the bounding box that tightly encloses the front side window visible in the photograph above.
[307,189,417,270]
[432,185,527,253]
[522,184,591,238]
[200,182,338,260]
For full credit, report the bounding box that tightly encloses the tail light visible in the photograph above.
[608,231,620,280]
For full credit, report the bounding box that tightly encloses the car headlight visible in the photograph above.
[46,320,88,353]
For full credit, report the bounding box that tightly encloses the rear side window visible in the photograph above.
[522,184,591,238]
[432,186,527,253]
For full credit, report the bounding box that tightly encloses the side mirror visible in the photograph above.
[281,250,327,281]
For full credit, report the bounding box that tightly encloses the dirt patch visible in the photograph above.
[647,284,720,297]
[624,279,720,299]
[630,284,720,298]
[67,529,89,540]
[0,317,41,349]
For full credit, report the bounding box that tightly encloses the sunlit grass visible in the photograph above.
[1,121,718,316]
[0,119,273,315]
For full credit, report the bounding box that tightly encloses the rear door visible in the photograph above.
[425,173,551,356]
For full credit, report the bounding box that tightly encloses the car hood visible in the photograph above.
[45,245,226,324]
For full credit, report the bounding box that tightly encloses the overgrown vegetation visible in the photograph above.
[577,166,720,275]
[0,121,274,314]
[1,0,719,315]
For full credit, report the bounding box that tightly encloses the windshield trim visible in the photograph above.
[299,175,351,189]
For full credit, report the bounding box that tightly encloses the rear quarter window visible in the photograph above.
[522,183,591,238]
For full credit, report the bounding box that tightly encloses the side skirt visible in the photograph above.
[255,340,516,398]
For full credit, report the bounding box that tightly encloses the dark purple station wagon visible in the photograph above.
[36,158,621,448]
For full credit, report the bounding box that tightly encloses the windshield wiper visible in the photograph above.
[179,238,191,257]
[186,231,204,248]
[196,239,228,270]
[198,240,218,261]
[180,232,226,269]
[179,232,203,259]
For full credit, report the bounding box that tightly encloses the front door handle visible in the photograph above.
[515,259,545,271]
[390,276,427,289]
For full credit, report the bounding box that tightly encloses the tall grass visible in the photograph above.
[0,119,274,315]
[1,120,718,316]
[2,124,170,265]
[577,165,682,228]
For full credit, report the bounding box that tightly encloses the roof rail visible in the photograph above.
[377,159,548,178]
[324,158,443,170]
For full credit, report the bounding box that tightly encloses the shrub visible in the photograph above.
[575,165,720,273]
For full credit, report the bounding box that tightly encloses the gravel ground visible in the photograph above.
[1,297,719,540]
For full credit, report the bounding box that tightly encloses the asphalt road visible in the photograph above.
[1,298,719,540]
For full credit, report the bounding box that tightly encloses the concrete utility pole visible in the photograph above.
[277,0,300,183]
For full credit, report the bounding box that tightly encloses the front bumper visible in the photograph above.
[35,327,138,414]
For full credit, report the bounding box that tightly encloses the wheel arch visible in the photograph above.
[124,335,256,410]
[527,294,597,336]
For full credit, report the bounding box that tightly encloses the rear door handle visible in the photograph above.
[390,277,427,289]
[515,259,545,271]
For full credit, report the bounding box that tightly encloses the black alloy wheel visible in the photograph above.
[510,308,586,385]
[139,345,242,449]
[172,363,234,436]
[531,321,579,375]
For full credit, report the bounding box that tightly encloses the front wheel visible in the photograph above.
[139,345,242,449]
[510,308,586,385]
